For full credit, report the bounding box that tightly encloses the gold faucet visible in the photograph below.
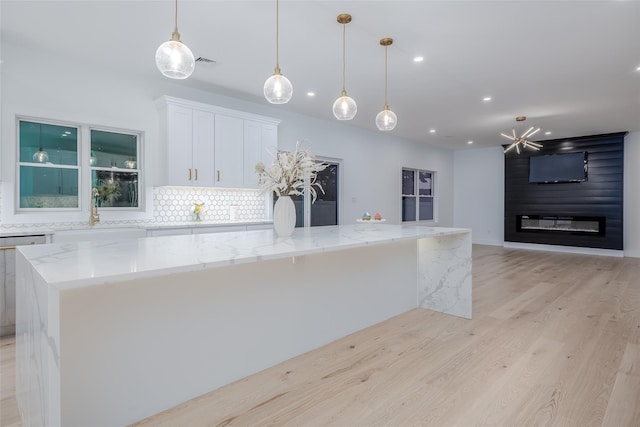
[89,187,100,226]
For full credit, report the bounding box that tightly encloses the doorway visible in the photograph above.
[291,160,340,227]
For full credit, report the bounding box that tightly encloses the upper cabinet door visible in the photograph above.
[166,104,194,187]
[244,121,277,189]
[192,110,215,187]
[214,114,244,189]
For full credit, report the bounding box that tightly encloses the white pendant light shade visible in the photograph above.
[333,14,356,121]
[264,70,293,104]
[333,92,357,120]
[264,0,293,104]
[376,108,397,131]
[155,38,195,79]
[156,0,195,80]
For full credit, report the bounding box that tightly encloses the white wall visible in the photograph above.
[453,146,504,246]
[624,131,640,257]
[453,132,640,258]
[0,40,454,227]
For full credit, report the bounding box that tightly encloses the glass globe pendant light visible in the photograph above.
[332,14,357,120]
[155,0,195,79]
[32,123,49,163]
[375,38,397,131]
[32,148,49,163]
[264,0,293,104]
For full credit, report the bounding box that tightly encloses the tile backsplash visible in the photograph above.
[0,186,269,230]
[154,187,268,223]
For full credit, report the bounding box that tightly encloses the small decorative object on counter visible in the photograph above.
[374,212,382,221]
[255,140,328,237]
[229,205,239,221]
[191,202,205,222]
[362,212,371,221]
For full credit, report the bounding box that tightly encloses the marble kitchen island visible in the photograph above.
[15,224,471,427]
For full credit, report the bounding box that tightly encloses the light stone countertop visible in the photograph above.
[0,219,273,237]
[17,224,470,291]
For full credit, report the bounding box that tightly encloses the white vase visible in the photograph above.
[273,196,296,237]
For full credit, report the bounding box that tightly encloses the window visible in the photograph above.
[90,129,140,208]
[402,168,435,222]
[17,118,142,212]
[18,120,80,209]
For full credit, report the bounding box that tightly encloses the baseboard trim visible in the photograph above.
[472,238,503,247]
[503,241,624,258]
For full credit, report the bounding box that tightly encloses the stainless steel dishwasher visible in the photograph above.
[1,234,47,336]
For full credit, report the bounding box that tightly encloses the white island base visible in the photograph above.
[16,225,471,426]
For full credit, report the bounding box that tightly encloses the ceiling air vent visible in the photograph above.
[195,57,216,64]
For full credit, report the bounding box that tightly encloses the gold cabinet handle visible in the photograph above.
[195,169,198,181]
[217,170,220,182]
[188,168,192,181]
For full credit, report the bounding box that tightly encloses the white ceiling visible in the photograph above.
[2,0,639,150]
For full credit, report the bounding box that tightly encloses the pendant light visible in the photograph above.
[332,14,357,120]
[155,0,195,79]
[375,38,397,131]
[502,116,542,154]
[264,0,293,104]
[32,124,49,163]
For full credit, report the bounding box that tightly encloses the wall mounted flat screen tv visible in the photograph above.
[529,152,587,184]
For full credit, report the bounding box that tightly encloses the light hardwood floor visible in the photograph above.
[2,245,640,426]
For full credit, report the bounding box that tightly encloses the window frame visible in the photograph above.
[89,126,143,211]
[15,116,144,214]
[16,118,82,212]
[401,167,437,223]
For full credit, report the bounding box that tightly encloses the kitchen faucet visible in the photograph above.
[89,187,100,226]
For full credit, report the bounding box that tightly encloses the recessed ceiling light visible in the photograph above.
[467,140,473,145]
[306,91,315,97]
[545,131,552,135]
[428,129,436,134]
[482,96,492,102]
[636,65,640,71]
[413,56,424,63]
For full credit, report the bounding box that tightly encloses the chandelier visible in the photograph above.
[502,116,542,154]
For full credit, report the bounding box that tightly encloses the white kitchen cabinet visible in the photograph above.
[158,96,280,189]
[146,228,192,237]
[244,121,277,189]
[1,234,47,336]
[193,110,216,186]
[164,103,215,187]
[192,225,246,234]
[246,223,273,231]
[214,114,244,188]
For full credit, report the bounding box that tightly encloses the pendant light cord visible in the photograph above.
[341,23,347,94]
[174,0,178,32]
[275,0,280,69]
[384,45,388,108]
[171,0,181,41]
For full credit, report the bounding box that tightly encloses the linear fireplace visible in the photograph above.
[516,215,605,236]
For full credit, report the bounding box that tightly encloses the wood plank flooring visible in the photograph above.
[2,245,640,426]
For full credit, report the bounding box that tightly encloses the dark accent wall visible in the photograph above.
[504,132,626,250]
